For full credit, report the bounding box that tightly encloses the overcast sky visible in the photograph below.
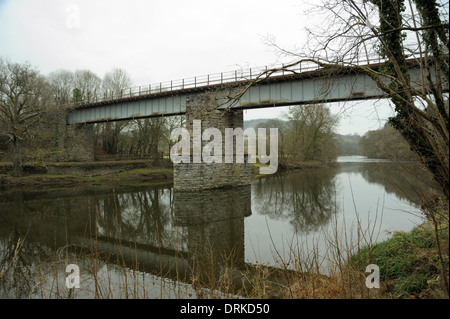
[0,0,394,135]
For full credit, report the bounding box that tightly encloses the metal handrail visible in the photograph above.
[71,46,426,108]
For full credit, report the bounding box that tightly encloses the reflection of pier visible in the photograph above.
[173,186,251,285]
[75,185,252,291]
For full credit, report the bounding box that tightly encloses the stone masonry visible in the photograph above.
[173,95,252,191]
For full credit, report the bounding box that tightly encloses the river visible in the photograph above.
[0,156,434,298]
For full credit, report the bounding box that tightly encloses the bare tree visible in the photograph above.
[256,0,449,199]
[95,68,133,155]
[47,69,75,106]
[0,58,50,176]
[131,117,167,157]
[283,0,449,296]
[102,67,133,97]
[73,69,101,104]
[161,115,185,156]
[284,104,339,164]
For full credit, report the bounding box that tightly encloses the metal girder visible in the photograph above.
[66,64,431,124]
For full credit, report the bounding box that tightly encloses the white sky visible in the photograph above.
[0,0,393,135]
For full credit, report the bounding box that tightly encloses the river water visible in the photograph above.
[0,156,434,298]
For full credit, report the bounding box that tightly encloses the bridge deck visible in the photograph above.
[66,58,430,124]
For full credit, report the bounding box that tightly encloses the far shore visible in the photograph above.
[0,159,338,189]
[0,160,174,188]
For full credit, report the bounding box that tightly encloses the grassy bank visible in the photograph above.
[349,214,449,298]
[0,158,333,188]
[0,167,173,188]
[270,211,449,299]
[279,160,333,170]
[252,160,334,179]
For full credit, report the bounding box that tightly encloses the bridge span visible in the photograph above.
[65,57,444,191]
[67,58,427,125]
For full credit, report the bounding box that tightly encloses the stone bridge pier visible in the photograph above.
[173,96,252,191]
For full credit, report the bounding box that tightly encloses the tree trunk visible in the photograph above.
[371,0,449,200]
[12,139,23,177]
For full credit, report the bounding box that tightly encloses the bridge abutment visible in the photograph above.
[65,123,95,162]
[173,96,252,191]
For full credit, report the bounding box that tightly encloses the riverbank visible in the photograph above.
[278,160,335,170]
[275,213,449,299]
[251,160,336,179]
[0,159,334,188]
[0,168,174,188]
[353,212,449,299]
[0,160,174,188]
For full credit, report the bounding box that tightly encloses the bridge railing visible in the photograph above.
[73,48,419,107]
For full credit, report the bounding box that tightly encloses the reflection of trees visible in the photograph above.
[0,185,183,298]
[0,234,33,298]
[252,167,338,232]
[0,193,59,298]
[341,162,438,206]
[94,186,187,251]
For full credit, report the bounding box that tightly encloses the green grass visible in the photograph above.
[0,167,174,188]
[92,167,172,179]
[350,220,449,298]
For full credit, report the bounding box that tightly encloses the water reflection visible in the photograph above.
[252,166,339,232]
[0,160,430,298]
[0,188,95,298]
[357,162,436,206]
[95,188,178,251]
[174,187,251,287]
[0,185,252,298]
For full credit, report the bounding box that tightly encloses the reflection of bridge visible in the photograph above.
[76,186,254,294]
[65,58,441,191]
